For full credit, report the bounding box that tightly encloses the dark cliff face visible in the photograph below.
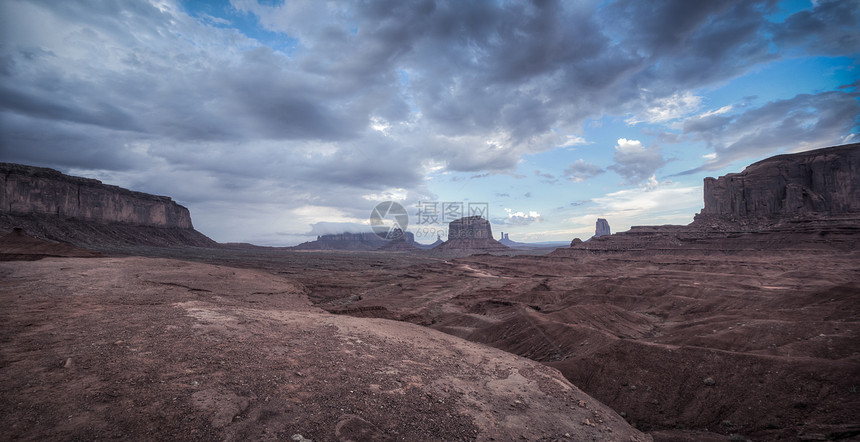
[448,216,493,239]
[435,216,508,251]
[1,163,194,228]
[700,143,860,221]
[292,231,417,251]
[594,218,611,237]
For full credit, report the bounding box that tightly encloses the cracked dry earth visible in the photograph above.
[0,257,649,441]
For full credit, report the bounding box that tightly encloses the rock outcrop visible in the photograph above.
[1,163,193,228]
[594,218,611,237]
[0,163,216,248]
[556,143,860,256]
[377,229,420,251]
[698,143,860,222]
[292,231,417,251]
[292,232,387,250]
[448,215,494,239]
[434,216,508,252]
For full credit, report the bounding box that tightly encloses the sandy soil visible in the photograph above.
[3,230,859,441]
[303,251,860,441]
[0,256,648,442]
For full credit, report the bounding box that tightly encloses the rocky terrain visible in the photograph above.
[293,231,419,251]
[2,144,859,441]
[0,163,216,248]
[435,216,509,252]
[701,143,859,222]
[560,143,860,256]
[0,236,647,442]
[594,219,611,238]
[1,163,194,228]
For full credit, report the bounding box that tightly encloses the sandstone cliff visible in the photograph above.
[699,143,860,222]
[557,143,860,256]
[0,163,215,248]
[1,163,193,228]
[594,218,611,237]
[435,216,509,252]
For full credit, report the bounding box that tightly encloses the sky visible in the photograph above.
[0,0,858,246]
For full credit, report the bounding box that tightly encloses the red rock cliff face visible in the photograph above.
[1,163,194,229]
[700,143,860,220]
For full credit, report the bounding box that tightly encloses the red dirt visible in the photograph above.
[3,229,859,441]
[0,255,649,441]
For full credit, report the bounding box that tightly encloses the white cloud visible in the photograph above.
[565,180,701,240]
[680,90,859,173]
[494,208,544,226]
[626,91,703,125]
[695,105,733,119]
[362,188,409,202]
[560,135,590,148]
[607,138,667,185]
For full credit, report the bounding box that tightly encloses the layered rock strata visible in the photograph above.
[699,143,860,222]
[556,144,860,256]
[434,216,509,251]
[1,163,193,228]
[0,163,216,248]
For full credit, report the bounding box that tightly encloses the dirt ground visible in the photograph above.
[0,255,648,442]
[2,232,859,441]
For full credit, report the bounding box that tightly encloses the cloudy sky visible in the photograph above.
[1,0,857,245]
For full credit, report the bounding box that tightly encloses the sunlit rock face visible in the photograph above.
[1,163,194,228]
[700,143,860,222]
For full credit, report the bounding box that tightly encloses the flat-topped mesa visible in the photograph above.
[378,229,419,251]
[293,231,416,251]
[434,216,509,251]
[448,215,493,239]
[697,143,860,224]
[1,163,193,228]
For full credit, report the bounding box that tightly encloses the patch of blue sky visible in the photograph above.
[705,56,857,110]
[180,0,298,54]
[765,0,813,23]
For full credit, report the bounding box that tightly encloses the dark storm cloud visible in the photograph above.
[0,0,857,241]
[605,0,778,95]
[771,0,860,55]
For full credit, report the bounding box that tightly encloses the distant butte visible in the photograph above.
[433,216,509,252]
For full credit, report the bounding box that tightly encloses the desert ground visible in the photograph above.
[2,236,859,441]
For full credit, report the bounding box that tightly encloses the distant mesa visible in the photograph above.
[292,230,417,251]
[0,162,216,248]
[698,143,860,223]
[498,231,528,248]
[558,143,860,255]
[594,218,611,238]
[434,216,508,252]
[378,229,420,251]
